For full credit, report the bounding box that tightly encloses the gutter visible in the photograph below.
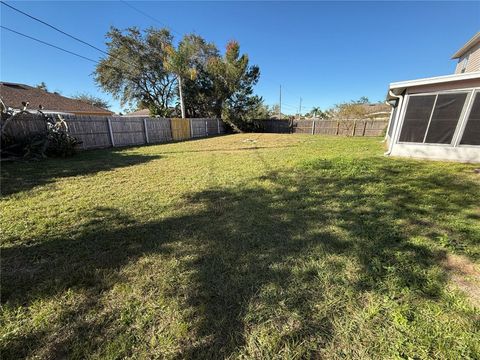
[384,90,404,156]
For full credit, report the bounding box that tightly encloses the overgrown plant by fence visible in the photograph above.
[1,114,227,151]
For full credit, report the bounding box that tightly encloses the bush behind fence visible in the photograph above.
[2,114,227,151]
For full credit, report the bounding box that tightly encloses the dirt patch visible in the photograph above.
[442,254,480,307]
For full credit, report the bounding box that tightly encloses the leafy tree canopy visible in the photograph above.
[95,27,263,127]
[95,27,176,117]
[72,93,110,109]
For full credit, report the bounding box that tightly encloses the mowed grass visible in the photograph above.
[1,134,479,359]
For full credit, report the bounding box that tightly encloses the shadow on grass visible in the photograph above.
[0,150,161,196]
[157,144,297,155]
[1,157,479,358]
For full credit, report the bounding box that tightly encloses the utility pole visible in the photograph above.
[279,85,282,119]
[298,97,302,119]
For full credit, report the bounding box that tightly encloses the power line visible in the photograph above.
[1,26,98,63]
[1,1,109,57]
[0,1,138,69]
[1,25,141,80]
[120,0,182,37]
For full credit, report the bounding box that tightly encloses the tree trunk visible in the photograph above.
[178,75,185,119]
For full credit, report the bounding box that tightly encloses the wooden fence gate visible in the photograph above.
[170,118,191,141]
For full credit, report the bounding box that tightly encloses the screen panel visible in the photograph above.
[460,92,480,145]
[424,93,467,144]
[387,105,397,138]
[398,95,436,143]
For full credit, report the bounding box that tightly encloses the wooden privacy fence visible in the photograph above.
[300,119,388,137]
[252,118,387,136]
[2,114,227,150]
[66,116,227,149]
[256,119,292,133]
[257,118,387,136]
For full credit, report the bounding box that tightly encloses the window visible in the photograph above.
[398,92,468,144]
[460,92,480,145]
[424,93,467,144]
[399,95,435,143]
[459,55,469,73]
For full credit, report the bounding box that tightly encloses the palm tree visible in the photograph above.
[165,42,197,118]
[311,106,321,118]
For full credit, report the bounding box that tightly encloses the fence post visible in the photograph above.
[352,120,357,136]
[217,118,220,134]
[107,117,115,147]
[189,118,194,138]
[336,121,340,135]
[143,118,149,144]
[362,120,367,136]
[205,120,208,136]
[311,119,316,135]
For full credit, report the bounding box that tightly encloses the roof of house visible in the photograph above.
[0,82,114,115]
[387,71,480,100]
[123,108,150,117]
[452,32,480,59]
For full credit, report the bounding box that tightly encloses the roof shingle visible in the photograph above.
[0,82,113,115]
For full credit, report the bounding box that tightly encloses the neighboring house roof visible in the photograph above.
[387,71,480,100]
[452,32,480,59]
[0,82,114,115]
[124,108,150,117]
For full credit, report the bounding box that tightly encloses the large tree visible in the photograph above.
[180,35,219,118]
[207,41,262,128]
[95,28,263,126]
[164,35,213,118]
[95,27,176,116]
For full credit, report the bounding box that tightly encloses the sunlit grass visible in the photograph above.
[1,134,479,359]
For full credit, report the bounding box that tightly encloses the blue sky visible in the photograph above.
[1,1,479,114]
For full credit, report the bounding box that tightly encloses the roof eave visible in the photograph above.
[451,32,480,59]
[386,71,480,101]
[390,71,480,89]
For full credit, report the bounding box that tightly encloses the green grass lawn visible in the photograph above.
[1,134,479,359]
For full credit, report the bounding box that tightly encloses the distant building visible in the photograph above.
[385,32,480,162]
[123,108,150,117]
[0,82,113,116]
[452,32,480,74]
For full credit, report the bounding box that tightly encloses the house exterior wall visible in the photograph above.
[455,42,480,74]
[387,79,480,163]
